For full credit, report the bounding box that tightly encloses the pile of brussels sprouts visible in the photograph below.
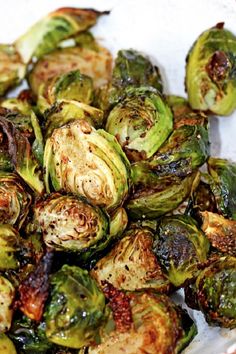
[0,7,236,354]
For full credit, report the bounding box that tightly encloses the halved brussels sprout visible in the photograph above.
[9,316,52,354]
[38,70,94,113]
[28,45,112,95]
[44,99,104,139]
[45,265,107,348]
[126,170,199,219]
[153,215,210,287]
[166,95,208,129]
[208,157,236,219]
[88,287,196,354]
[0,224,20,270]
[0,276,15,333]
[186,23,236,116]
[0,117,44,194]
[201,211,236,256]
[34,193,109,252]
[17,251,53,322]
[44,120,131,211]
[0,172,32,229]
[0,334,16,354]
[0,44,25,96]
[132,123,209,177]
[0,98,44,165]
[196,256,236,328]
[15,8,108,63]
[106,87,173,161]
[91,227,170,292]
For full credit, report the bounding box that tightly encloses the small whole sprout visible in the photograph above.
[15,7,109,63]
[0,44,25,96]
[0,172,32,229]
[195,257,236,328]
[45,265,107,348]
[44,99,104,139]
[186,23,236,116]
[0,334,17,354]
[44,120,131,212]
[201,211,236,256]
[91,227,170,293]
[0,276,15,333]
[106,87,173,161]
[34,193,109,252]
[38,70,94,113]
[153,215,210,287]
[0,224,20,270]
[126,169,199,219]
[208,157,236,220]
[88,288,197,354]
[28,44,112,95]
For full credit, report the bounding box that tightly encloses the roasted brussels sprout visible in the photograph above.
[0,44,25,96]
[208,157,236,219]
[0,172,32,229]
[126,170,199,219]
[44,100,104,139]
[201,211,236,256]
[0,276,15,332]
[15,8,108,63]
[0,117,44,194]
[0,225,20,270]
[106,87,173,161]
[45,265,107,348]
[44,120,131,211]
[186,23,236,116]
[166,95,208,129]
[0,98,44,165]
[91,227,170,292]
[0,333,17,354]
[195,256,236,328]
[34,193,109,252]
[29,45,112,95]
[9,316,52,354]
[88,285,197,354]
[132,123,209,177]
[153,215,210,287]
[38,70,94,113]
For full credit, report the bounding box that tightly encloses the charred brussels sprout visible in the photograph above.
[38,70,94,113]
[0,172,32,229]
[9,316,52,354]
[195,257,236,328]
[45,265,107,348]
[0,276,15,333]
[34,193,109,252]
[186,23,236,116]
[126,169,199,219]
[0,334,16,354]
[44,120,131,211]
[201,211,236,256]
[0,225,20,270]
[113,49,163,92]
[208,157,236,219]
[88,287,196,354]
[91,227,170,292]
[44,100,104,139]
[132,123,209,177]
[15,8,108,63]
[106,87,173,161]
[0,44,25,96]
[28,45,112,95]
[153,215,210,287]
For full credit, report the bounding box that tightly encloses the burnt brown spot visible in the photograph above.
[206,51,230,84]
